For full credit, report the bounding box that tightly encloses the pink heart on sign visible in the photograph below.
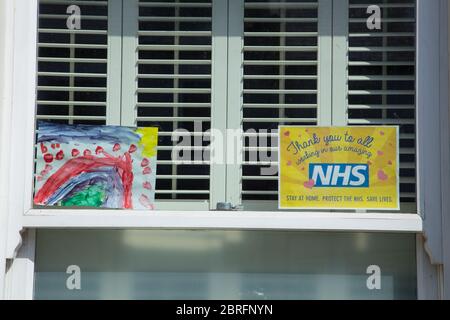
[304,179,315,189]
[286,161,292,166]
[377,151,384,156]
[380,131,385,136]
[378,170,388,181]
[284,131,290,137]
[388,160,393,165]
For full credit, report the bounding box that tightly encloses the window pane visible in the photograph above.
[136,0,213,203]
[34,230,417,299]
[37,0,109,125]
[348,0,417,212]
[242,0,319,206]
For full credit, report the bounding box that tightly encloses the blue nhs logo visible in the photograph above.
[309,164,369,188]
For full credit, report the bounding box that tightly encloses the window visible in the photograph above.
[34,229,417,299]
[35,0,417,213]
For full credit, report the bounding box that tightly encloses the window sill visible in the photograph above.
[23,210,423,233]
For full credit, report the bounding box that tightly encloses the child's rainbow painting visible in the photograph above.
[34,122,158,210]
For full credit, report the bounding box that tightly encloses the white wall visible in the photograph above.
[0,0,15,300]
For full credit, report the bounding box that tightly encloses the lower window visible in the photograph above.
[34,230,417,300]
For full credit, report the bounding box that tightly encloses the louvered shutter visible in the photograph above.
[240,0,322,210]
[37,0,112,125]
[127,0,215,210]
[347,0,416,211]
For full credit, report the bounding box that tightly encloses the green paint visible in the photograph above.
[61,185,106,207]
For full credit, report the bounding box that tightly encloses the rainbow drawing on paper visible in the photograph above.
[34,122,158,210]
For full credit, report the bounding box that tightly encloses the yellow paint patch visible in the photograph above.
[135,127,158,158]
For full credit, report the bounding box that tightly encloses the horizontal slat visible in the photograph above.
[39,14,107,20]
[139,2,212,8]
[349,90,415,95]
[244,46,317,52]
[138,74,211,79]
[156,175,210,180]
[137,88,211,94]
[244,75,317,80]
[243,118,316,123]
[349,61,415,66]
[139,16,211,22]
[137,117,210,122]
[37,86,107,92]
[244,60,317,66]
[243,103,317,109]
[348,119,415,125]
[244,31,318,37]
[137,102,211,108]
[37,100,107,106]
[40,0,107,5]
[38,57,107,63]
[244,17,317,23]
[137,59,211,65]
[243,89,317,94]
[38,28,107,35]
[244,2,317,9]
[348,104,415,110]
[36,115,106,120]
[349,47,415,52]
[349,75,415,81]
[38,72,106,78]
[138,45,211,51]
[38,43,107,49]
[138,30,211,36]
[349,32,415,37]
[156,190,210,195]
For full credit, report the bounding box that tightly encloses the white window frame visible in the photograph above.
[0,0,424,236]
[3,0,450,300]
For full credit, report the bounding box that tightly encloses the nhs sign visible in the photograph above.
[309,164,369,188]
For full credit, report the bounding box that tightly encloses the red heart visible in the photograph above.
[304,179,315,189]
[113,143,121,152]
[72,149,80,157]
[143,167,151,175]
[388,160,393,165]
[55,150,64,160]
[84,149,92,156]
[284,131,290,137]
[129,144,137,153]
[95,146,104,155]
[40,143,48,154]
[43,153,53,163]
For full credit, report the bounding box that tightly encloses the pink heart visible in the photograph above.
[286,161,292,166]
[380,131,385,136]
[143,182,152,190]
[304,179,315,189]
[377,151,384,156]
[388,160,393,165]
[143,167,151,175]
[378,170,388,181]
[141,158,149,167]
[284,131,290,137]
